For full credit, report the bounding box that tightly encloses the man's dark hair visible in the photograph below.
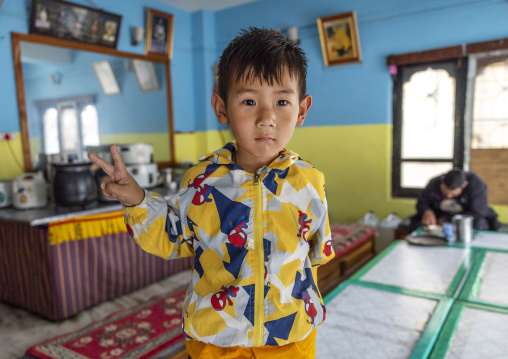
[443,168,467,189]
[216,27,308,104]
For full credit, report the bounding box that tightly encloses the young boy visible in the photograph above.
[89,27,334,358]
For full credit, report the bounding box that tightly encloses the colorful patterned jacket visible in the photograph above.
[124,141,334,347]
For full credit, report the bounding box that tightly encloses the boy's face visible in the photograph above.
[212,68,312,173]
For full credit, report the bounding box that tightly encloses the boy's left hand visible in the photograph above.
[87,144,145,207]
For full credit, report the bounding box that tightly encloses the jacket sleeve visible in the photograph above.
[124,189,196,260]
[308,173,334,266]
[463,176,491,229]
[416,178,438,214]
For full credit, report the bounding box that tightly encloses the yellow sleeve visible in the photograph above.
[124,189,195,260]
[308,173,334,266]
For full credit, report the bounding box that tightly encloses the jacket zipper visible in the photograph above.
[253,173,264,346]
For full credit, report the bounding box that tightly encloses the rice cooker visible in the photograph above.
[117,143,153,165]
[12,172,48,209]
[126,163,160,188]
[0,180,13,208]
[86,145,113,164]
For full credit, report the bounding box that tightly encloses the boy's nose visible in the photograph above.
[256,107,276,127]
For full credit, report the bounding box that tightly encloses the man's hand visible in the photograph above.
[87,144,145,207]
[421,210,437,226]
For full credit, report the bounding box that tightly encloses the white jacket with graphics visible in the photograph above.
[124,141,334,347]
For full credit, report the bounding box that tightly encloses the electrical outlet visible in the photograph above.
[0,132,15,141]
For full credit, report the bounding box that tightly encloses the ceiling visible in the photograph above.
[155,0,259,12]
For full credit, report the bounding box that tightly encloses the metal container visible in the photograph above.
[452,214,474,244]
[52,162,98,206]
[160,167,173,188]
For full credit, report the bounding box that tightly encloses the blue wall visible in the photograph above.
[1,0,507,134]
[214,0,508,128]
[23,51,168,135]
[0,0,196,133]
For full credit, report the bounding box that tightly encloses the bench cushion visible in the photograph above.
[330,222,377,257]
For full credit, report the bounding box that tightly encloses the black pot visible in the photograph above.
[52,162,98,206]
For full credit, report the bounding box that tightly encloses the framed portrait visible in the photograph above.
[317,11,362,66]
[145,8,174,58]
[132,60,160,92]
[29,0,122,49]
[93,61,120,95]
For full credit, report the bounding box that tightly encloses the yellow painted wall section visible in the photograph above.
[0,134,24,180]
[288,124,508,224]
[100,133,171,163]
[2,127,507,224]
[175,130,232,164]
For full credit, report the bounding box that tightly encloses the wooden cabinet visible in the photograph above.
[317,225,376,297]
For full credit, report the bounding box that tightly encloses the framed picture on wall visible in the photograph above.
[29,0,122,49]
[317,11,362,66]
[145,8,174,58]
[93,61,120,95]
[133,59,160,92]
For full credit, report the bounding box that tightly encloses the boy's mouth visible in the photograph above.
[256,137,275,142]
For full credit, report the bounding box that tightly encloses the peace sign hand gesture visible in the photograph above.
[87,144,145,207]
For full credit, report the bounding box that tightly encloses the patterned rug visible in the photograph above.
[26,288,187,359]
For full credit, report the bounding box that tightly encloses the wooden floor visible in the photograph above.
[170,349,188,359]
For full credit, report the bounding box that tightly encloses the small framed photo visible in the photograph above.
[133,60,160,92]
[145,8,174,58]
[317,11,362,66]
[93,61,120,95]
[29,0,122,49]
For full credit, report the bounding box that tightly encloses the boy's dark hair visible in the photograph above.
[443,168,467,189]
[217,27,308,104]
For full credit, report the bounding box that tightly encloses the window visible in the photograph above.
[470,54,508,149]
[392,59,467,197]
[36,96,99,162]
[390,39,508,199]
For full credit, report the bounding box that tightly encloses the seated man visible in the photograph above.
[409,168,500,232]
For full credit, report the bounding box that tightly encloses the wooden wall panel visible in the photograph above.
[470,149,508,205]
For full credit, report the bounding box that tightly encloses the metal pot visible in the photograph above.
[52,162,98,206]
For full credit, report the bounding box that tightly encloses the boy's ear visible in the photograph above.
[296,95,312,126]
[212,92,228,125]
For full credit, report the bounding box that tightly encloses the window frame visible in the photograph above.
[391,57,468,198]
[34,95,97,161]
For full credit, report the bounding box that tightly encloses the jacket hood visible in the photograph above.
[198,141,304,171]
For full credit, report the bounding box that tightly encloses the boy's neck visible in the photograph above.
[234,148,278,174]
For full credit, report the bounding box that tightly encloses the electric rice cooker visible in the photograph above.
[12,172,48,209]
[117,143,153,165]
[86,145,113,164]
[0,180,13,208]
[126,163,160,188]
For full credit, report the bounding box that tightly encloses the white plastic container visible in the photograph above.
[126,163,160,188]
[376,213,402,253]
[358,210,379,227]
[0,180,13,208]
[12,172,48,209]
[117,143,153,165]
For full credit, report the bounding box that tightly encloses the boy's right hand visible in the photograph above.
[87,144,145,207]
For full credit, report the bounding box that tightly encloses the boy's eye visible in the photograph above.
[243,99,256,106]
[277,100,288,106]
